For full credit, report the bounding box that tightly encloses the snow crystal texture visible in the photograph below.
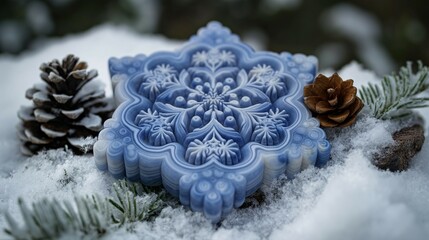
[1,24,428,240]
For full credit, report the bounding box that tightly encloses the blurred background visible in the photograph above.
[1,0,428,74]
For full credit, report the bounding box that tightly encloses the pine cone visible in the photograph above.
[304,73,364,128]
[18,54,114,155]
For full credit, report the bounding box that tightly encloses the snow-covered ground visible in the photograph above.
[0,25,428,240]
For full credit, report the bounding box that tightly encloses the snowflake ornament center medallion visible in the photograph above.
[94,22,331,223]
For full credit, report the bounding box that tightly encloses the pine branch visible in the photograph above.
[108,180,173,225]
[4,180,175,239]
[359,61,429,120]
[4,196,110,239]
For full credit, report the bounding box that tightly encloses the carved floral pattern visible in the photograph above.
[95,22,330,223]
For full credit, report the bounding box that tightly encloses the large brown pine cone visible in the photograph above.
[304,73,364,128]
[17,54,114,155]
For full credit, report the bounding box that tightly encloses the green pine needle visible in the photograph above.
[4,196,110,239]
[359,61,429,120]
[108,180,173,225]
[4,180,173,239]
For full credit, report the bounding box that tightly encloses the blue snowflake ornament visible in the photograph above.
[94,22,331,223]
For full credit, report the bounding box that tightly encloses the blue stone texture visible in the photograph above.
[94,21,331,223]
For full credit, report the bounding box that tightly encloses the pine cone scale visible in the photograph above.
[25,88,39,99]
[327,109,350,123]
[303,85,314,97]
[39,63,59,75]
[313,73,330,86]
[63,55,79,72]
[75,114,103,131]
[339,86,357,109]
[315,101,335,114]
[338,114,358,127]
[41,124,68,138]
[61,108,85,119]
[18,106,35,121]
[341,79,354,89]
[327,95,338,106]
[349,97,364,117]
[87,69,98,79]
[330,73,343,87]
[48,72,66,84]
[32,92,50,106]
[304,96,323,112]
[24,128,52,144]
[70,69,87,79]
[34,109,56,122]
[52,94,73,104]
[310,81,330,99]
[73,62,88,71]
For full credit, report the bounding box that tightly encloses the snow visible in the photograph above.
[1,25,429,240]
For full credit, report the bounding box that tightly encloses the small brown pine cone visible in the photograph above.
[304,73,364,128]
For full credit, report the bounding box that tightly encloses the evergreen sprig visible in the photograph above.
[359,61,429,120]
[109,180,172,225]
[4,196,110,239]
[4,180,172,239]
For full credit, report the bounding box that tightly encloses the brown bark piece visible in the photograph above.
[373,124,425,171]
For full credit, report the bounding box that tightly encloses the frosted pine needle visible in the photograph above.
[4,180,172,239]
[359,61,429,120]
